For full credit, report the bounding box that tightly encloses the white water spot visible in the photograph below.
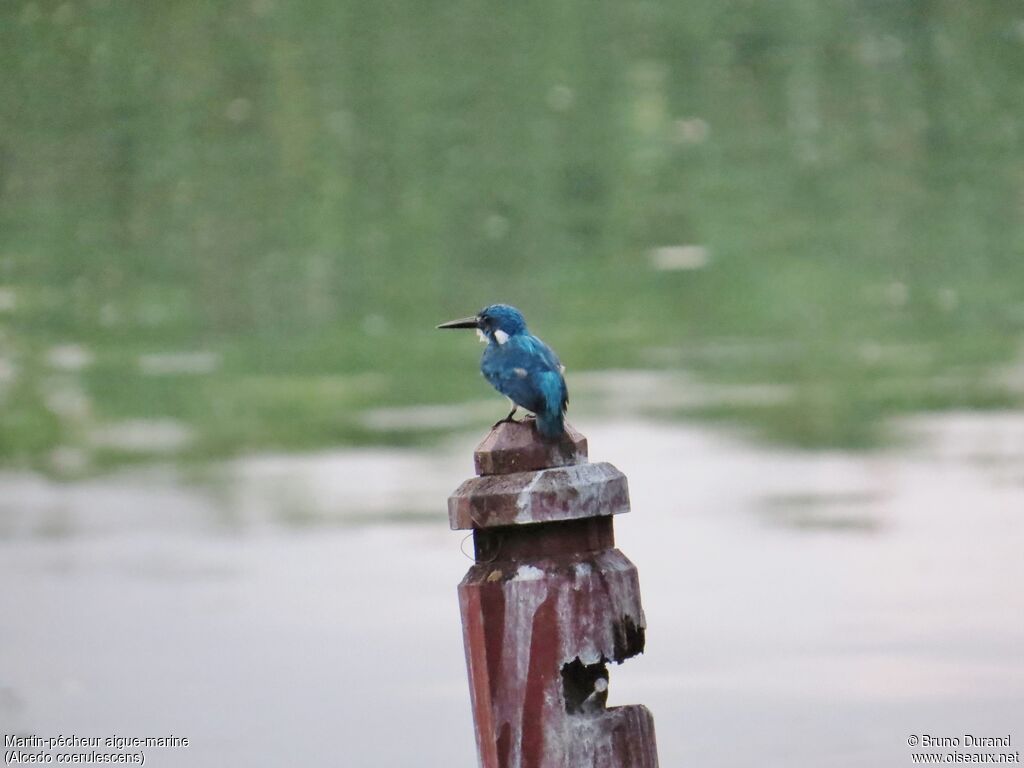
[47,344,93,371]
[89,419,193,453]
[649,245,709,271]
[20,3,41,25]
[483,213,509,240]
[513,367,527,378]
[44,384,90,419]
[98,303,120,327]
[936,287,959,313]
[494,329,510,345]
[673,117,709,144]
[0,286,17,312]
[326,110,352,139]
[138,351,220,376]
[546,84,574,112]
[251,0,275,16]
[362,314,388,336]
[137,302,171,327]
[857,34,905,65]
[514,564,545,582]
[225,97,252,123]
[856,342,932,369]
[574,562,592,578]
[50,446,87,474]
[52,2,74,24]
[360,400,496,432]
[883,280,908,308]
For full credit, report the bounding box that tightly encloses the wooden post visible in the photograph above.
[449,420,659,768]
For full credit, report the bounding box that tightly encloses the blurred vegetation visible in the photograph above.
[2,0,1024,472]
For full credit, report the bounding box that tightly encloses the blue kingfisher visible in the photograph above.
[437,304,568,439]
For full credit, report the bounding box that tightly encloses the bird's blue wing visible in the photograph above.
[481,344,545,413]
[481,334,567,417]
[526,335,568,413]
[535,369,568,414]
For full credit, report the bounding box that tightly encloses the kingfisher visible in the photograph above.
[437,304,568,439]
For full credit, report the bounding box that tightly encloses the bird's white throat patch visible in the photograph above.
[476,329,487,344]
[494,329,510,345]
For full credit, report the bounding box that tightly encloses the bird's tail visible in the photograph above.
[535,371,568,440]
[536,409,564,440]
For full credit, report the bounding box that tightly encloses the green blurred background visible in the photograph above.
[3,0,1024,473]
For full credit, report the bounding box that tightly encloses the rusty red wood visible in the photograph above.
[450,420,659,768]
[473,422,588,476]
[448,462,630,530]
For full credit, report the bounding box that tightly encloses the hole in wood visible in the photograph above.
[561,657,609,715]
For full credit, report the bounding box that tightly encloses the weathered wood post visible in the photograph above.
[449,420,659,768]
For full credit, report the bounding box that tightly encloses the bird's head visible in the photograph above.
[437,303,528,345]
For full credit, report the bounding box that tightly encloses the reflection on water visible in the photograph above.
[758,491,884,532]
[3,2,1024,470]
[2,415,1022,767]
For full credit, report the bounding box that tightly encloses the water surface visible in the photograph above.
[3,2,1024,471]
[3,415,1022,766]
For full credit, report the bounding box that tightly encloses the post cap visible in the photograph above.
[474,420,587,476]
[448,462,630,530]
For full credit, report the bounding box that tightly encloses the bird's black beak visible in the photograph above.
[436,315,479,330]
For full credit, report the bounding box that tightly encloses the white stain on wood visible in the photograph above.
[463,549,648,767]
[515,469,546,523]
[515,564,546,581]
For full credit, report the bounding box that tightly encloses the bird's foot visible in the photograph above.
[492,405,521,429]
